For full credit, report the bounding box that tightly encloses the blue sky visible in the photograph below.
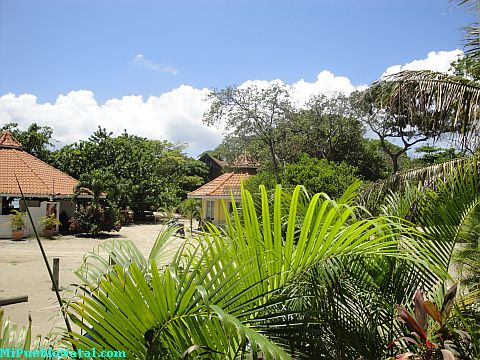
[0,0,474,155]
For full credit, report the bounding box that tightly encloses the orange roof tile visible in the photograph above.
[0,131,82,197]
[232,152,259,168]
[0,131,22,148]
[187,172,251,198]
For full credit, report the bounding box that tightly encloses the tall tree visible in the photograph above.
[282,94,391,180]
[354,0,480,165]
[204,83,293,174]
[350,83,446,173]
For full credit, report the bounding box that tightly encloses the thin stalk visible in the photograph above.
[14,174,77,349]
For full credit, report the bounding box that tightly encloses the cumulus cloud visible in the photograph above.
[290,70,368,105]
[239,71,368,107]
[1,49,465,157]
[0,86,221,157]
[133,54,177,75]
[381,49,463,78]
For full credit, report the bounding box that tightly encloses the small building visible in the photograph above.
[0,131,90,238]
[188,153,258,227]
[198,153,227,181]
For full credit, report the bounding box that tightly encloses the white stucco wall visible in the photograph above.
[0,201,61,239]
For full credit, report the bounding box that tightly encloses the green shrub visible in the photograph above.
[69,204,121,235]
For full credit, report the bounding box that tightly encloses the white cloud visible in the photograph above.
[0,86,221,157]
[133,54,177,75]
[1,49,465,157]
[239,71,367,107]
[381,49,463,78]
[290,70,368,105]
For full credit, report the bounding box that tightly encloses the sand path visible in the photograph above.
[0,222,190,338]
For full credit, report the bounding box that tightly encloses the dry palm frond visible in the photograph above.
[379,70,480,150]
[360,154,480,211]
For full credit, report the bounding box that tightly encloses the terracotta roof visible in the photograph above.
[0,131,81,197]
[231,152,259,168]
[0,131,22,149]
[187,172,251,198]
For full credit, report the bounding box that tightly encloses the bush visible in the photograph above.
[282,155,359,198]
[245,155,360,199]
[69,204,122,235]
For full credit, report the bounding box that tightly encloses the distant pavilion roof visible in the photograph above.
[231,152,259,169]
[0,131,88,198]
[0,131,23,149]
[187,172,251,199]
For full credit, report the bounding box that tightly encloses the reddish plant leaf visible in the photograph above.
[424,300,442,323]
[396,304,428,340]
[414,289,427,331]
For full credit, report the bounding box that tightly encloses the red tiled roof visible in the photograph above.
[232,152,259,168]
[187,172,251,198]
[0,131,22,148]
[0,131,80,197]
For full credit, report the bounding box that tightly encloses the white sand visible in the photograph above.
[0,222,191,339]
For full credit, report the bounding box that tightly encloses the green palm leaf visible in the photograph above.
[64,184,444,359]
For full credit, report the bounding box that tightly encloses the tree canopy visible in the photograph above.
[48,127,208,212]
[204,84,293,173]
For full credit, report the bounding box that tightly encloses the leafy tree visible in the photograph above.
[357,0,480,163]
[281,94,392,180]
[246,155,360,199]
[1,122,53,161]
[69,170,123,235]
[204,83,293,173]
[244,171,278,194]
[351,83,445,174]
[283,94,362,160]
[50,127,208,212]
[282,155,359,198]
[208,93,393,181]
[413,145,462,166]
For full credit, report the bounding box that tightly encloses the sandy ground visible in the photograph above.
[0,221,193,339]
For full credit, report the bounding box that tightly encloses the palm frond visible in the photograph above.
[0,308,32,350]
[64,185,446,359]
[360,154,479,211]
[74,225,180,285]
[381,70,480,149]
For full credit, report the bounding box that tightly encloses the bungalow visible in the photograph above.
[188,153,258,227]
[0,131,91,238]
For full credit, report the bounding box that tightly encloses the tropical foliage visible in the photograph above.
[0,122,54,161]
[0,308,32,350]
[59,180,465,359]
[246,155,360,199]
[9,210,26,231]
[49,127,208,212]
[69,204,121,235]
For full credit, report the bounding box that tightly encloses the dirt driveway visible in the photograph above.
[0,223,189,338]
